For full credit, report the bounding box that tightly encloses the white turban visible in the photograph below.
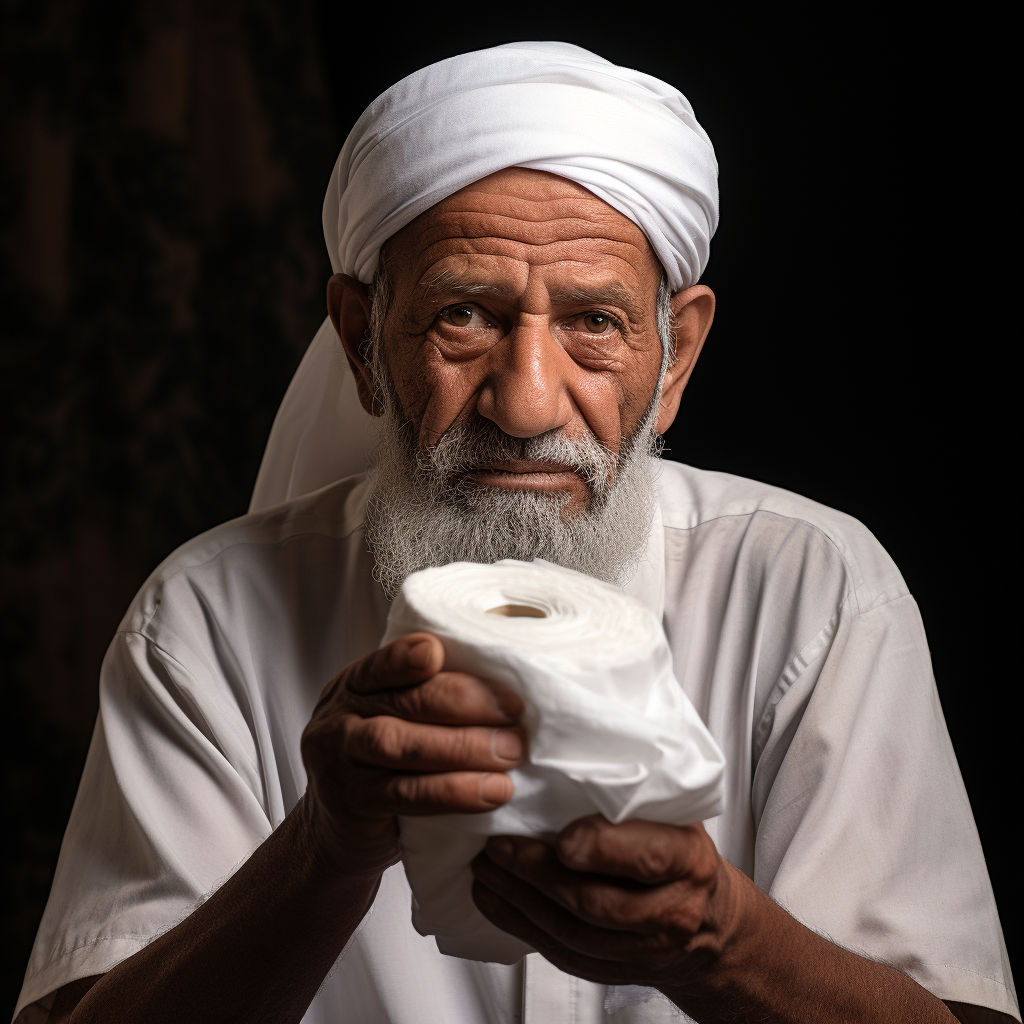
[250,41,718,512]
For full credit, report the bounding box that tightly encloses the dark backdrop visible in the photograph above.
[2,2,1015,1013]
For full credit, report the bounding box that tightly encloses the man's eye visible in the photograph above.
[442,306,485,328]
[581,313,615,334]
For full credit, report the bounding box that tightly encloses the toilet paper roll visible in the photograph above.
[381,559,726,964]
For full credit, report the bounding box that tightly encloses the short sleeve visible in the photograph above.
[13,629,273,1021]
[751,594,1019,1019]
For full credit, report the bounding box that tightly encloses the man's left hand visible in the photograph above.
[470,814,738,991]
[471,816,965,1023]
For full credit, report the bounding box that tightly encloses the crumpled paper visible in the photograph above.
[382,559,725,964]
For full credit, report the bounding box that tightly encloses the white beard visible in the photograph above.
[363,388,662,599]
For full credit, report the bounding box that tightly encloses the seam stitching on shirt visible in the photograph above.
[112,630,263,781]
[750,601,845,763]
[135,523,367,633]
[916,963,1016,986]
[661,508,906,616]
[27,932,157,978]
[747,590,922,766]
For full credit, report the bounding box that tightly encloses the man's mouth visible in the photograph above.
[464,459,584,491]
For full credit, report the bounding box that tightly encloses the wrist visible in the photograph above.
[296,790,399,884]
[657,864,953,1024]
[656,858,765,1010]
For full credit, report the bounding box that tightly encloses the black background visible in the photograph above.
[3,3,1016,1013]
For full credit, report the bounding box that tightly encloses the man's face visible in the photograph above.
[372,167,668,515]
[328,168,713,593]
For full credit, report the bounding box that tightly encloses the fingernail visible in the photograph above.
[487,836,515,863]
[492,729,523,762]
[406,639,434,671]
[479,773,512,806]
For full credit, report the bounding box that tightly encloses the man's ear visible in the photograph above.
[326,273,378,416]
[656,285,715,434]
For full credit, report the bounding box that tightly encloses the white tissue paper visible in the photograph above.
[381,559,726,965]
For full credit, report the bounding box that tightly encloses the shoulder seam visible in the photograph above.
[136,523,366,632]
[662,507,864,610]
[112,630,262,781]
[751,592,921,770]
[751,602,845,764]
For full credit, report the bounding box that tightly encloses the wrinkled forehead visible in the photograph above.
[380,169,665,301]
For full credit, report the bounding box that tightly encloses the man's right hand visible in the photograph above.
[299,632,526,880]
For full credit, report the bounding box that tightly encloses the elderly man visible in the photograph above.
[15,42,1017,1024]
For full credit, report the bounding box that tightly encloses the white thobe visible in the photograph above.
[14,461,1020,1022]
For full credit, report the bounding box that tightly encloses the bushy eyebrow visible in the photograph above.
[547,282,639,312]
[418,267,512,301]
[417,268,645,321]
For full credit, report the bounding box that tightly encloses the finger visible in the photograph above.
[556,816,716,886]
[471,872,677,972]
[473,839,670,934]
[382,770,514,815]
[349,671,523,726]
[471,883,653,986]
[346,633,445,694]
[328,762,514,819]
[345,715,525,772]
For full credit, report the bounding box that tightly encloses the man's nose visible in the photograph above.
[475,319,574,438]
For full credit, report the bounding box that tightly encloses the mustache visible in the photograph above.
[415,416,619,494]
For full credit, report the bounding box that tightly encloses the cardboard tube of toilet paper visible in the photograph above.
[381,559,726,965]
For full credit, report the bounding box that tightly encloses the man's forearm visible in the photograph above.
[67,796,380,1024]
[662,864,956,1024]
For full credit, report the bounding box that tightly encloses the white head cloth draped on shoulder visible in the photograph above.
[249,41,719,512]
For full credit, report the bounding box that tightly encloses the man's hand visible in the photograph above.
[300,632,526,879]
[471,815,959,1023]
[470,816,731,989]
